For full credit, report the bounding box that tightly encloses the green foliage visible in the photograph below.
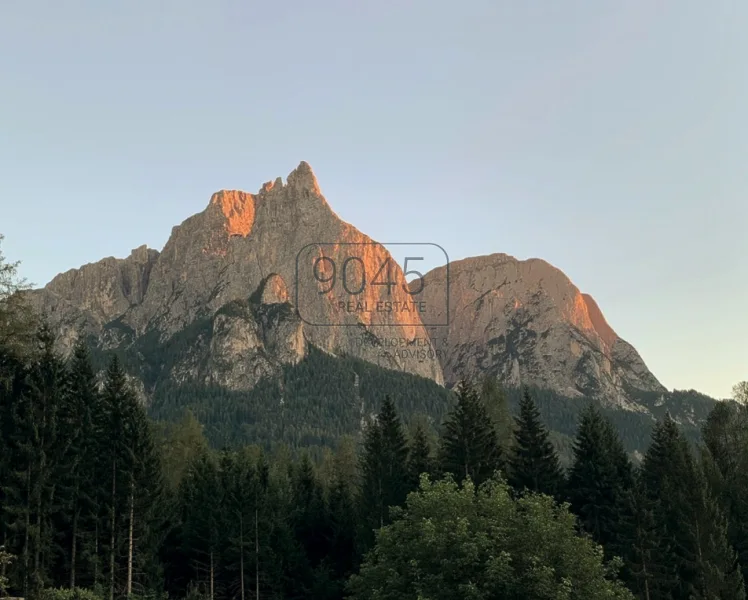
[638,415,745,599]
[39,587,103,600]
[702,400,748,588]
[148,346,455,453]
[479,375,513,453]
[347,475,634,600]
[1,266,743,600]
[437,380,502,487]
[508,387,564,497]
[359,397,410,547]
[0,546,13,596]
[0,235,36,358]
[567,403,633,558]
[406,424,434,489]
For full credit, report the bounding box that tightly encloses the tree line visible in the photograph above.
[2,325,748,599]
[2,237,748,600]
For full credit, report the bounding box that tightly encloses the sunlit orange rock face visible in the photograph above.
[416,254,664,408]
[210,190,256,237]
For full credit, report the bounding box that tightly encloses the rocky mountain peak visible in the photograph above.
[286,160,322,196]
[29,161,444,388]
[28,163,663,409]
[416,252,664,406]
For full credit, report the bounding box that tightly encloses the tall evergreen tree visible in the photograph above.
[3,325,68,596]
[97,354,164,599]
[325,451,358,597]
[291,453,328,572]
[567,403,633,556]
[406,423,433,492]
[640,414,745,600]
[702,400,748,585]
[507,386,563,497]
[56,339,102,589]
[359,396,409,547]
[180,451,223,600]
[480,375,514,454]
[437,380,502,487]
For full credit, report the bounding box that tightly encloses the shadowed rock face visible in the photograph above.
[28,162,444,390]
[414,253,665,408]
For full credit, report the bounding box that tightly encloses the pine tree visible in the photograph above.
[702,400,748,586]
[326,460,357,592]
[98,354,164,599]
[508,386,563,497]
[617,477,675,600]
[5,325,68,595]
[291,453,328,571]
[640,414,745,600]
[480,375,513,454]
[180,451,223,600]
[359,396,409,548]
[437,380,502,487]
[57,339,101,589]
[567,403,633,556]
[127,400,166,594]
[406,424,433,491]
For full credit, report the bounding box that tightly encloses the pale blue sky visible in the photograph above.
[1,1,746,399]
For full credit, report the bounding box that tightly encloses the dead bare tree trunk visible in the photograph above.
[70,508,78,588]
[126,479,134,598]
[209,550,215,600]
[239,513,245,600]
[109,460,116,600]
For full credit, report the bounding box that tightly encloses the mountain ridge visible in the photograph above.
[28,161,690,420]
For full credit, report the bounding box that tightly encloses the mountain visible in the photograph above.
[416,254,665,410]
[29,161,443,396]
[26,161,715,453]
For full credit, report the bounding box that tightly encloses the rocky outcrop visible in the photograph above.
[29,245,159,356]
[28,162,443,390]
[414,253,665,408]
[27,163,666,410]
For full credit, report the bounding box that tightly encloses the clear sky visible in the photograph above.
[1,1,746,399]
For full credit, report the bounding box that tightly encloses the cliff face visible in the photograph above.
[28,162,667,411]
[414,253,665,408]
[28,162,444,391]
[32,245,160,356]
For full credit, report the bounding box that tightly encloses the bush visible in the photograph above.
[39,588,103,600]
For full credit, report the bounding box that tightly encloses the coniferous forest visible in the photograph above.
[2,246,748,600]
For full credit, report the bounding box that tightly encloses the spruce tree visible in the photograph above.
[641,414,745,600]
[702,400,748,586]
[480,375,514,454]
[291,453,328,572]
[326,462,357,591]
[6,324,68,595]
[507,386,563,497]
[618,476,676,600]
[359,396,409,547]
[406,424,433,491]
[437,380,502,487]
[567,403,633,556]
[57,339,101,589]
[180,451,223,599]
[98,354,164,599]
